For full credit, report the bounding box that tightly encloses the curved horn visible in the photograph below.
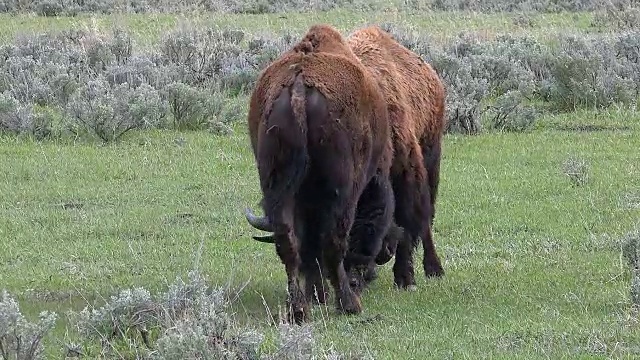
[252,235,276,244]
[244,207,274,232]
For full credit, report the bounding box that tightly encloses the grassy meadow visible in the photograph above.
[1,3,640,359]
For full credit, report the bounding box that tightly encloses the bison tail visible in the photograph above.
[259,73,309,224]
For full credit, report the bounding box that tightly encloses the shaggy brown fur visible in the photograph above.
[245,24,394,323]
[347,25,447,289]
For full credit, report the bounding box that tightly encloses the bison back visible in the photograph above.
[347,26,446,146]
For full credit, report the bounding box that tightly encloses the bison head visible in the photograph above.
[375,223,404,265]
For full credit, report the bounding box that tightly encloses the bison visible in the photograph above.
[243,24,394,323]
[346,25,447,289]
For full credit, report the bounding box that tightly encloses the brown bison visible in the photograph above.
[243,24,394,323]
[346,25,447,289]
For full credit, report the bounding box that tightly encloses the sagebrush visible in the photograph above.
[1,22,639,140]
[0,290,57,360]
[1,271,360,359]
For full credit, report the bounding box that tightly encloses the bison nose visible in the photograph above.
[349,277,359,288]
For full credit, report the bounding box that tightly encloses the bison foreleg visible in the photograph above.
[392,238,417,290]
[346,173,394,294]
[390,170,422,290]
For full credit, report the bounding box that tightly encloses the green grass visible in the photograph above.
[0,10,604,46]
[1,107,639,358]
[1,7,640,359]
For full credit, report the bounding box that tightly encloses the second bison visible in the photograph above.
[347,25,447,289]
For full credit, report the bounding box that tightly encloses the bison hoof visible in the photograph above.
[287,305,309,324]
[393,274,417,290]
[424,263,445,278]
[394,281,418,291]
[336,293,362,315]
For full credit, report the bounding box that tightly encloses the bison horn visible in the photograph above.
[244,207,274,232]
[252,235,276,243]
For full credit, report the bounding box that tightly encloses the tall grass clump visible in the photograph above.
[622,226,640,307]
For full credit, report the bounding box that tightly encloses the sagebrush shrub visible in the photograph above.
[110,27,133,65]
[0,91,51,139]
[152,286,263,359]
[1,32,92,108]
[592,6,640,30]
[74,287,157,350]
[381,22,640,133]
[223,31,297,94]
[548,35,637,110]
[66,78,167,142]
[0,0,634,15]
[2,20,640,141]
[429,0,631,13]
[105,56,163,89]
[0,92,34,132]
[0,56,55,106]
[614,30,640,99]
[35,0,63,16]
[442,58,489,134]
[68,270,355,359]
[486,90,537,132]
[378,26,539,134]
[159,25,244,86]
[0,290,58,360]
[163,82,223,131]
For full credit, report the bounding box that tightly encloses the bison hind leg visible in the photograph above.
[296,205,329,305]
[271,207,309,324]
[421,139,442,226]
[301,86,362,316]
[420,139,445,278]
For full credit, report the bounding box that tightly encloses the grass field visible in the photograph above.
[1,5,640,359]
[0,10,606,46]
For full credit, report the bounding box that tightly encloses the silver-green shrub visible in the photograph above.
[2,21,640,140]
[548,34,637,111]
[65,78,167,142]
[68,270,356,359]
[0,290,58,360]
